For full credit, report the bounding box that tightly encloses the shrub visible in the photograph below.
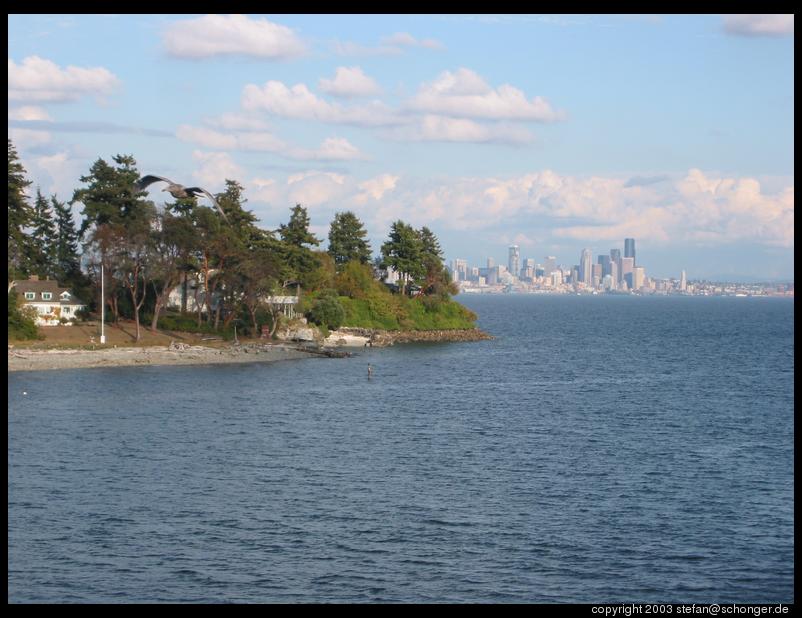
[8,293,41,340]
[307,294,345,330]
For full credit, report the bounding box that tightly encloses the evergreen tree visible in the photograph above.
[30,189,57,278]
[279,204,321,288]
[8,139,34,280]
[328,211,372,268]
[51,195,83,288]
[380,220,425,295]
[72,154,146,236]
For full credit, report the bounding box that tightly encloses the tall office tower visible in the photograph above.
[680,270,687,292]
[544,256,557,276]
[487,257,495,269]
[598,255,612,277]
[633,267,645,290]
[592,263,603,288]
[609,261,618,289]
[580,249,593,285]
[610,248,623,282]
[624,238,636,265]
[552,270,563,287]
[508,245,520,280]
[620,256,634,288]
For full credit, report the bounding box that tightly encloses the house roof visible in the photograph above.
[12,278,86,306]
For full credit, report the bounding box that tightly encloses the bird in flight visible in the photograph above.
[135,175,229,222]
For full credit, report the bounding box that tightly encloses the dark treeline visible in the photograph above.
[8,140,465,341]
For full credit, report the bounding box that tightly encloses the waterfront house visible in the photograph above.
[11,276,87,326]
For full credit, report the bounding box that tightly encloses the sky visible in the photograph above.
[7,14,795,281]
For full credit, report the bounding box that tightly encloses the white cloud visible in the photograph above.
[381,32,445,50]
[241,80,402,126]
[203,112,271,131]
[307,137,365,161]
[8,105,53,149]
[191,150,245,189]
[383,114,535,144]
[177,124,365,161]
[723,14,794,37]
[319,66,382,98]
[334,32,445,56]
[163,14,306,59]
[8,56,120,103]
[355,174,399,204]
[239,169,792,254]
[8,105,53,121]
[406,68,564,122]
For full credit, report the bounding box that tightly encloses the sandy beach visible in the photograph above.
[7,343,324,372]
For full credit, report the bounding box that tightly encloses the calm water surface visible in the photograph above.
[8,295,794,603]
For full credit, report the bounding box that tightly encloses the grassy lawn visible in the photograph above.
[8,320,244,349]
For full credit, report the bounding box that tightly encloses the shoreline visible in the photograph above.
[8,328,494,372]
[7,343,324,373]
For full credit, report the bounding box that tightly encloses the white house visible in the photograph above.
[11,276,87,326]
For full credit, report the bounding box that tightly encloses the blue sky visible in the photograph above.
[8,14,795,280]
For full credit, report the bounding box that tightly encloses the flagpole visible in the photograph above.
[100,262,106,345]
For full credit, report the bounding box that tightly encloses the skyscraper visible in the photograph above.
[508,245,520,281]
[633,267,645,290]
[580,249,592,285]
[680,270,687,292]
[598,255,612,277]
[624,238,636,265]
[621,256,635,289]
[543,256,557,277]
[610,248,622,283]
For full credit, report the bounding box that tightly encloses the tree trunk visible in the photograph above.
[180,272,188,315]
[249,305,258,336]
[151,298,163,333]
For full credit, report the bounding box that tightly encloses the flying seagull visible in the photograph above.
[135,175,229,222]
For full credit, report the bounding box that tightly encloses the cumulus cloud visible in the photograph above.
[355,174,400,204]
[241,80,402,126]
[319,66,382,98]
[383,114,535,144]
[406,68,564,121]
[177,124,365,161]
[8,56,120,103]
[163,14,306,59]
[624,174,671,188]
[380,32,445,50]
[191,150,245,189]
[723,14,794,37]
[334,32,445,56]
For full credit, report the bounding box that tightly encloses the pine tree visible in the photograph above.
[51,195,83,287]
[30,189,58,278]
[8,139,34,280]
[279,204,321,287]
[328,211,372,268]
[380,220,425,295]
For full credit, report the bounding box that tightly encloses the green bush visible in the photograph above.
[307,294,345,330]
[8,293,41,340]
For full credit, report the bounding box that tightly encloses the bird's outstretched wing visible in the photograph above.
[186,187,229,222]
[135,175,174,191]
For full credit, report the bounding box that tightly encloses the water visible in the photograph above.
[8,295,794,603]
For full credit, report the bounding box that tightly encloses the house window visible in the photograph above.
[63,307,71,314]
[42,292,53,300]
[25,292,35,300]
[60,292,71,299]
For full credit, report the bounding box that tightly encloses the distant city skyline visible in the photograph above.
[7,14,794,280]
